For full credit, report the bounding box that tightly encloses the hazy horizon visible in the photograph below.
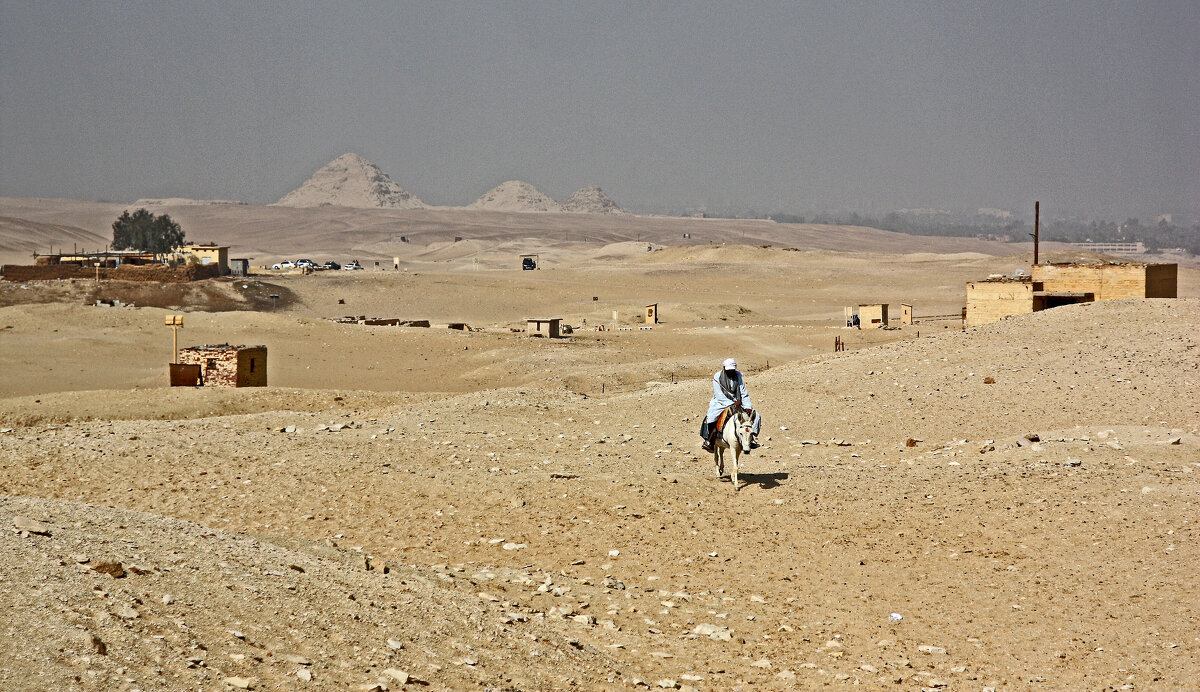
[1,3,1197,221]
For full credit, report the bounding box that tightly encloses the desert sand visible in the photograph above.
[1,197,1197,691]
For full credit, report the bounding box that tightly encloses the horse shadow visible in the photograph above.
[723,472,788,490]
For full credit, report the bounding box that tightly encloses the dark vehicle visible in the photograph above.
[322,260,340,270]
[295,258,317,269]
[522,257,536,270]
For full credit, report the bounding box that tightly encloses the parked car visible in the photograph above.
[342,260,364,270]
[295,258,317,268]
[272,260,296,270]
[321,260,341,270]
[522,257,537,270]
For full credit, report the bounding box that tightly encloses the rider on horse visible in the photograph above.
[700,358,761,452]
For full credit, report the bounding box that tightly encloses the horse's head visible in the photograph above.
[734,411,755,451]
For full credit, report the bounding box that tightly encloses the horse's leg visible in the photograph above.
[714,446,724,478]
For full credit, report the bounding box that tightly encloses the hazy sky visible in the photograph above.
[2,2,1197,220]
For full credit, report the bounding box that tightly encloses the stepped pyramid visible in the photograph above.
[274,154,423,209]
[560,185,625,214]
[468,181,560,212]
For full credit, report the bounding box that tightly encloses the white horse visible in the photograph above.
[713,408,757,492]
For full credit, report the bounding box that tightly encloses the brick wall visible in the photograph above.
[180,348,240,387]
[2,263,220,283]
[966,281,1034,328]
[1032,263,1177,300]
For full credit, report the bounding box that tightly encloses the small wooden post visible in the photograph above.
[165,315,184,362]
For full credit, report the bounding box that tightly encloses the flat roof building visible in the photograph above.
[178,344,266,387]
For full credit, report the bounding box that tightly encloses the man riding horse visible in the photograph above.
[700,358,762,453]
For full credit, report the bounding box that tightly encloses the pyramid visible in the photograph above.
[560,185,625,214]
[274,154,423,209]
[468,181,560,212]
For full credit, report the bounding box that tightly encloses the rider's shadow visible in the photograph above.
[726,472,788,490]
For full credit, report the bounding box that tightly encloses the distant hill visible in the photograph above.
[0,215,109,256]
[561,185,625,214]
[274,153,424,209]
[468,181,560,212]
[131,198,246,207]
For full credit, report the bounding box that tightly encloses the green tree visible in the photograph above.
[111,209,186,258]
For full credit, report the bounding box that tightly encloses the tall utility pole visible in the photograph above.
[1032,201,1040,266]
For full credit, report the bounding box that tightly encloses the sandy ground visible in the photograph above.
[1,202,1198,690]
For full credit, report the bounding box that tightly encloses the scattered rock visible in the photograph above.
[918,645,948,655]
[281,654,311,665]
[381,669,410,684]
[223,677,255,690]
[296,669,312,682]
[91,560,126,578]
[751,659,771,668]
[905,438,919,447]
[13,515,51,535]
[75,630,106,655]
[692,623,732,641]
[386,638,405,650]
[114,603,139,619]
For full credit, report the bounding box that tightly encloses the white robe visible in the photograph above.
[705,370,761,434]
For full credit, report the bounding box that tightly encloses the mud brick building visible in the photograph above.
[966,261,1177,328]
[178,344,267,387]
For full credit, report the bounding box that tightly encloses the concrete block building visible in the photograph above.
[526,318,562,338]
[183,244,230,274]
[178,344,267,387]
[858,304,889,328]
